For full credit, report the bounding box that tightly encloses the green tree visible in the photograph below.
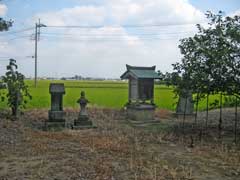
[175,11,240,138]
[0,1,12,31]
[1,59,32,117]
[0,18,12,31]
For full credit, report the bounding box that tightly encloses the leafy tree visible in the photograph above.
[0,1,12,31]
[0,17,12,31]
[174,11,240,138]
[1,59,32,117]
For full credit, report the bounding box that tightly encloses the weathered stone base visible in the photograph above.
[128,119,160,124]
[73,116,95,129]
[126,104,155,121]
[127,119,160,128]
[47,111,66,130]
[45,121,65,130]
[48,111,66,121]
[72,124,97,130]
[74,119,93,126]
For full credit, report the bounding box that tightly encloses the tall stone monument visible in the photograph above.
[73,91,94,129]
[176,90,194,116]
[47,83,66,129]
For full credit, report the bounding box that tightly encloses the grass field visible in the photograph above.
[26,80,176,110]
[1,108,239,179]
[0,80,223,110]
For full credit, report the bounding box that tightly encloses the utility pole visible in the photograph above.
[34,19,46,87]
[34,21,38,87]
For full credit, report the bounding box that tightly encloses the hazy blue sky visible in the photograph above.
[0,0,239,78]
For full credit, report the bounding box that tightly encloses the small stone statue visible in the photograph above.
[77,91,89,118]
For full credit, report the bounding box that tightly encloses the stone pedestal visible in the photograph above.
[74,115,93,129]
[46,111,66,129]
[48,111,66,121]
[126,103,156,121]
[46,83,66,130]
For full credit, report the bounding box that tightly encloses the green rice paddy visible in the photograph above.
[0,80,223,110]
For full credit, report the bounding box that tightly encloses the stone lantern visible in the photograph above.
[73,91,94,129]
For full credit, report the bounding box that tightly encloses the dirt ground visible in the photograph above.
[0,108,240,180]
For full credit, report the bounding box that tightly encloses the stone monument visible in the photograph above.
[47,83,66,129]
[73,91,94,129]
[176,90,194,117]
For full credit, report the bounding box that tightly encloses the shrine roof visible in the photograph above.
[120,64,160,79]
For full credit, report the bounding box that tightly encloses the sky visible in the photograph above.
[0,0,239,78]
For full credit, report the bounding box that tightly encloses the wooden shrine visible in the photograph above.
[121,64,160,121]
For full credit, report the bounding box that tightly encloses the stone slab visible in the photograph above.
[77,115,89,121]
[48,111,66,121]
[72,125,97,130]
[45,121,65,130]
[128,119,160,125]
[74,119,93,126]
[176,92,194,114]
[126,104,155,121]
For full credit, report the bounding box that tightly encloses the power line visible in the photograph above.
[0,58,34,61]
[0,54,34,61]
[38,29,194,42]
[0,23,197,42]
[7,35,33,41]
[40,31,192,39]
[39,35,185,42]
[0,55,34,58]
[0,21,199,37]
[0,59,11,61]
[41,31,194,37]
[0,27,35,36]
[45,22,198,29]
